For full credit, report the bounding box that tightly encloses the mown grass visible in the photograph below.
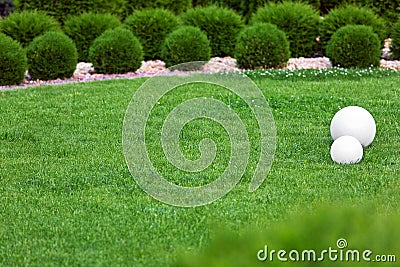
[0,70,399,266]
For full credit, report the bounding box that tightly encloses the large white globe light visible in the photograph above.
[330,106,376,147]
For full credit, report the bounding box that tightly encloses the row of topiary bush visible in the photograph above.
[15,0,191,21]
[235,22,383,70]
[0,26,147,85]
[0,20,386,86]
[0,3,393,60]
[1,3,399,86]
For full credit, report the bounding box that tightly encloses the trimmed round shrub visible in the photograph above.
[161,26,211,67]
[64,13,121,62]
[326,25,381,68]
[0,10,61,47]
[17,0,127,22]
[0,0,15,17]
[27,31,78,81]
[124,9,180,60]
[390,20,400,60]
[0,33,27,86]
[180,5,244,57]
[89,27,143,74]
[320,5,386,51]
[124,0,191,17]
[234,23,290,69]
[250,1,321,58]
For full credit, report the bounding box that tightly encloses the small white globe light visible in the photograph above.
[330,106,376,147]
[330,136,363,164]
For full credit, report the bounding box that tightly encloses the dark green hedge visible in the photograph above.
[0,10,61,47]
[17,0,126,21]
[390,20,400,60]
[124,0,191,17]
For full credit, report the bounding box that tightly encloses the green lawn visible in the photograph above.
[0,69,399,266]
